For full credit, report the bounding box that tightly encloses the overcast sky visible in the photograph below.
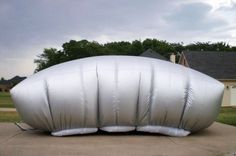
[1,0,236,79]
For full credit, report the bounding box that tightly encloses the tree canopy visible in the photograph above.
[34,39,236,72]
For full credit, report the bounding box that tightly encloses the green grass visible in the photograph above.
[0,111,21,122]
[216,107,236,126]
[0,92,15,108]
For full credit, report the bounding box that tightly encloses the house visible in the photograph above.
[10,76,26,85]
[0,80,12,92]
[179,51,236,106]
[0,76,26,92]
[140,49,168,61]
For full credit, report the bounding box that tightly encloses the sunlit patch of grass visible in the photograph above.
[216,107,236,126]
[0,111,21,122]
[0,92,15,108]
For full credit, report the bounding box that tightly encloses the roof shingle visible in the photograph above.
[183,51,236,79]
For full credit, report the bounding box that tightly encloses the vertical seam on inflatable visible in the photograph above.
[138,97,149,124]
[178,71,190,129]
[44,80,56,130]
[161,110,168,125]
[69,114,72,129]
[64,110,67,130]
[96,64,100,128]
[59,112,63,130]
[148,63,155,125]
[80,65,87,128]
[39,93,51,130]
[135,72,141,126]
[114,61,119,125]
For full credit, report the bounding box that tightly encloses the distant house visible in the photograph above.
[10,76,26,85]
[179,51,236,106]
[140,49,168,61]
[0,80,12,92]
[0,76,26,92]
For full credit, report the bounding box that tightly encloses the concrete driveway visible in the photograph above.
[0,122,236,156]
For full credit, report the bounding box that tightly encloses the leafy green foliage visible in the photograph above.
[34,39,236,72]
[185,42,232,51]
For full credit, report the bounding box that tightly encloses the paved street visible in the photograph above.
[0,122,236,156]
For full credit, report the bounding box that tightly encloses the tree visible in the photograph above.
[185,42,232,51]
[34,39,236,72]
[131,40,143,55]
[34,48,62,72]
[170,42,184,53]
[143,39,175,57]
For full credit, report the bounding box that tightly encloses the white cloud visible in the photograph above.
[204,0,236,10]
[0,0,236,78]
[64,35,83,42]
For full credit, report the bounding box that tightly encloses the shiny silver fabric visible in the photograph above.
[10,56,224,136]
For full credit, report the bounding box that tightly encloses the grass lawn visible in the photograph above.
[0,111,21,122]
[216,107,236,126]
[0,92,15,108]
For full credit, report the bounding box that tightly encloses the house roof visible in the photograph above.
[140,49,168,61]
[182,51,236,79]
[10,76,26,84]
[0,76,26,85]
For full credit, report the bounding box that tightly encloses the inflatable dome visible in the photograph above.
[10,56,224,136]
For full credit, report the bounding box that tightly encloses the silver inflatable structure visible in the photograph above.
[11,56,224,137]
